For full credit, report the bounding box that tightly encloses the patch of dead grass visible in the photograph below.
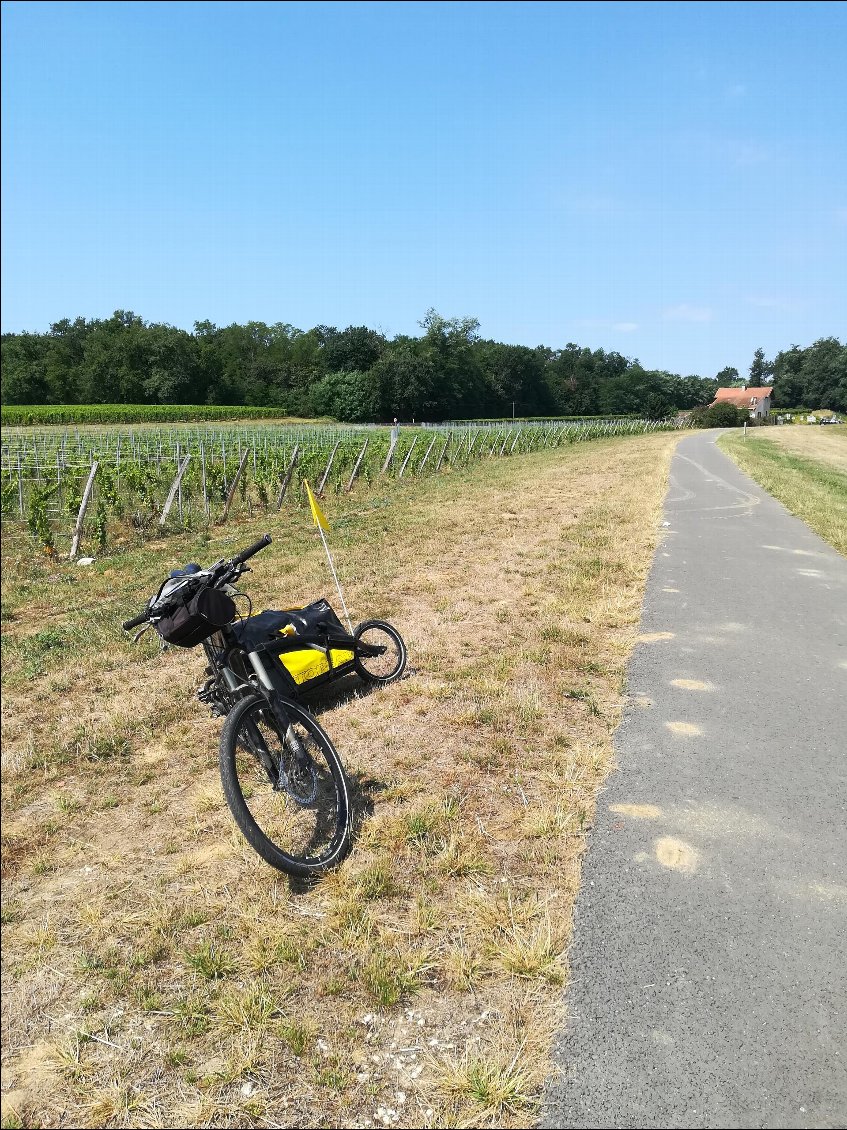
[747,422,847,472]
[1,431,679,1127]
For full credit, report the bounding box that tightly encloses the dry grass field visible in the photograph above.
[747,423,847,472]
[720,425,846,555]
[1,432,679,1129]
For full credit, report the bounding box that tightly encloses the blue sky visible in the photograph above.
[2,0,845,378]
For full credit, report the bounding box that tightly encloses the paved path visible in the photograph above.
[541,430,847,1129]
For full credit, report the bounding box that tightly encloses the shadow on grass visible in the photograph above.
[297,668,415,717]
[283,670,415,895]
[285,769,390,896]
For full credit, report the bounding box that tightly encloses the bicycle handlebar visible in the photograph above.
[232,534,272,565]
[122,611,150,631]
[122,534,271,633]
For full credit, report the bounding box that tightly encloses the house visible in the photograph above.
[711,386,774,419]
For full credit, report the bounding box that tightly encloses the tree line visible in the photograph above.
[2,310,844,419]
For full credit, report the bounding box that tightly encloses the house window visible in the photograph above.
[751,397,758,405]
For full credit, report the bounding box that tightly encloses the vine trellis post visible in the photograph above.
[70,462,99,558]
[159,455,191,527]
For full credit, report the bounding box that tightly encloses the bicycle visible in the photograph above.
[122,534,407,877]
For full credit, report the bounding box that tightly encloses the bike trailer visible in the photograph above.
[231,599,355,691]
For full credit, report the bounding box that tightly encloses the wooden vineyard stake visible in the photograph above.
[318,440,340,495]
[69,462,99,558]
[276,446,300,508]
[438,431,451,467]
[200,442,210,517]
[381,433,399,473]
[221,451,249,521]
[347,439,369,491]
[416,435,438,474]
[159,455,191,527]
[175,442,183,521]
[398,436,418,477]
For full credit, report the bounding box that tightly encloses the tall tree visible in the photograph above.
[477,341,549,418]
[798,338,847,411]
[372,338,435,420]
[770,345,805,408]
[0,332,50,403]
[749,348,773,388]
[321,325,386,374]
[417,310,484,418]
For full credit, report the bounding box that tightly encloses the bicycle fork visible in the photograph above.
[275,714,318,802]
[247,650,315,797]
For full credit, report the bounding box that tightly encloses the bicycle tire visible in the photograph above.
[219,693,351,877]
[353,620,408,685]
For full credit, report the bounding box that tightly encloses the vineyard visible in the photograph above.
[0,403,319,427]
[1,416,685,556]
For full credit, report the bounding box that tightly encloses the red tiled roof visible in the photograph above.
[712,387,773,407]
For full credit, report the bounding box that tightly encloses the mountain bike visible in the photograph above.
[122,534,406,877]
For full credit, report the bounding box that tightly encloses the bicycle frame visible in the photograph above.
[200,625,281,708]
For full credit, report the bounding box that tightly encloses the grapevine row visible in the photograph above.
[1,418,686,555]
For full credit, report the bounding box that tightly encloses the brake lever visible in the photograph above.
[132,624,154,644]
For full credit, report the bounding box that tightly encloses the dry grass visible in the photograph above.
[720,426,847,555]
[1,431,679,1128]
[745,423,847,472]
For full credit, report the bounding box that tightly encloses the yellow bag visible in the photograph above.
[277,645,355,685]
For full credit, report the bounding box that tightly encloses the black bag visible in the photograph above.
[231,600,345,650]
[155,586,236,648]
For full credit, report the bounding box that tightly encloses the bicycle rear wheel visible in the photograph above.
[219,694,351,877]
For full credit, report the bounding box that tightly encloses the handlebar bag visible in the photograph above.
[155,587,236,648]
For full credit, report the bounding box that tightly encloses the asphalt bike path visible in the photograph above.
[541,429,847,1129]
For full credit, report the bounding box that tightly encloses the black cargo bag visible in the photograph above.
[231,600,345,650]
[155,587,236,648]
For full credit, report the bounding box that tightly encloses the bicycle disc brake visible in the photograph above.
[276,725,318,804]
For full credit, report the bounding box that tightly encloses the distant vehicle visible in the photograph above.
[819,417,839,425]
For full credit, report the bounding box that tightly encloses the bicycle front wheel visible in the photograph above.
[219,694,351,877]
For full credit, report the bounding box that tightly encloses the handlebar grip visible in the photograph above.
[122,611,150,631]
[232,534,272,565]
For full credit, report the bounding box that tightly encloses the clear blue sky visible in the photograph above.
[2,0,845,378]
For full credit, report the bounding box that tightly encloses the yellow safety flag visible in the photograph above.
[304,480,330,532]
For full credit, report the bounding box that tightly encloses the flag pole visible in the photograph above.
[304,480,353,632]
[318,522,353,632]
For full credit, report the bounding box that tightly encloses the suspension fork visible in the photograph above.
[247,651,310,785]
